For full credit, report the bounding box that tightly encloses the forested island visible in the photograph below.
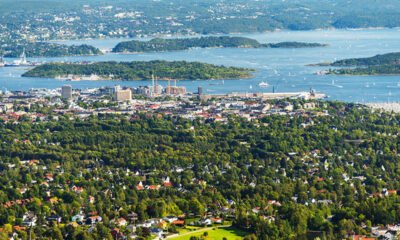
[315,52,400,67]
[22,61,254,80]
[112,36,327,53]
[1,42,102,58]
[314,52,400,75]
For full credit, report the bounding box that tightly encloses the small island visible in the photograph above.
[313,52,400,75]
[112,36,327,53]
[22,60,254,80]
[2,43,102,58]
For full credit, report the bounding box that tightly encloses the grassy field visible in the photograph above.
[169,226,248,240]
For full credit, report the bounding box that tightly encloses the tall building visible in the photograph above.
[168,86,186,95]
[61,85,72,99]
[113,85,121,93]
[114,88,132,101]
[150,84,163,97]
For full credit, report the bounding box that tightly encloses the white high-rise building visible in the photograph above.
[61,85,72,99]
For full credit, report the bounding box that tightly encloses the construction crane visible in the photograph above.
[167,78,171,95]
[151,73,155,97]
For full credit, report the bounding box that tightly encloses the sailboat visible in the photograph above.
[258,81,269,88]
[386,82,400,88]
[330,79,343,88]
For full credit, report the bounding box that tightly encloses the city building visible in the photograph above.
[114,87,132,101]
[134,86,151,96]
[150,84,163,97]
[61,85,72,99]
[168,86,186,95]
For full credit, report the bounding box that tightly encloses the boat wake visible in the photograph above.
[329,80,343,88]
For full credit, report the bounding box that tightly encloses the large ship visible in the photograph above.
[5,49,35,67]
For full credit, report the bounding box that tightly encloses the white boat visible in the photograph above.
[386,82,400,88]
[249,85,253,89]
[258,81,269,88]
[0,56,4,67]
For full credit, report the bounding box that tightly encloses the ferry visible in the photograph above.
[258,81,269,88]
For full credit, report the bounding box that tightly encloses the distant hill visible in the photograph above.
[3,0,400,32]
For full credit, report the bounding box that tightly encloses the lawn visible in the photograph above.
[169,226,248,240]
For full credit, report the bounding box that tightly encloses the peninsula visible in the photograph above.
[313,52,400,75]
[22,61,254,80]
[314,52,400,67]
[112,36,327,53]
[2,43,102,58]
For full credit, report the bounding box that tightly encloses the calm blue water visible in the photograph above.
[2,29,400,103]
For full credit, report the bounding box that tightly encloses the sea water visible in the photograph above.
[1,28,400,103]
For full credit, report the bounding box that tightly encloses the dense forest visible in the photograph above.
[1,100,400,239]
[1,43,102,58]
[112,37,327,53]
[22,61,254,80]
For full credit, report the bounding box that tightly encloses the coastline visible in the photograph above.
[30,74,254,82]
[327,73,400,76]
[47,27,400,43]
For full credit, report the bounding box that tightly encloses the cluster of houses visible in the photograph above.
[0,87,328,127]
[350,224,400,240]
